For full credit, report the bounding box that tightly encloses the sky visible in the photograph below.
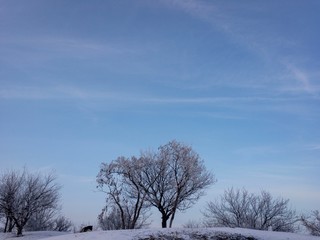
[0,0,320,228]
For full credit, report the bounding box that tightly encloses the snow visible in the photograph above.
[0,231,67,240]
[0,228,319,240]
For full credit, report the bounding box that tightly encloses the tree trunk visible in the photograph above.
[169,193,180,228]
[169,210,176,228]
[16,225,23,236]
[8,217,15,232]
[4,217,8,232]
[161,218,167,228]
[161,214,169,228]
[4,216,15,232]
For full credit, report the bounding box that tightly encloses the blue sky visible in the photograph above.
[1,0,320,227]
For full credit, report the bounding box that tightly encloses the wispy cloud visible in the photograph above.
[1,85,315,105]
[1,35,138,55]
[305,144,320,151]
[0,85,120,101]
[1,84,319,121]
[0,35,141,70]
[160,0,320,96]
[280,61,320,95]
[160,0,216,22]
[0,86,49,100]
[160,0,238,35]
[143,96,297,106]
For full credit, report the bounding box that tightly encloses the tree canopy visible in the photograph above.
[0,169,61,235]
[97,140,216,228]
[203,188,298,232]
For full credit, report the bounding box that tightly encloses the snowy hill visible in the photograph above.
[1,228,319,240]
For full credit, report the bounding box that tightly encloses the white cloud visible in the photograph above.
[0,85,120,101]
[160,0,320,97]
[281,62,318,94]
[2,85,316,113]
[306,144,320,151]
[0,35,141,72]
[1,36,138,56]
[0,86,54,99]
[161,0,216,21]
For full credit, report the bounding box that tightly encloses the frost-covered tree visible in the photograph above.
[0,170,19,233]
[98,206,123,230]
[25,208,72,232]
[203,188,297,232]
[301,210,320,236]
[140,140,215,228]
[52,216,73,232]
[97,140,215,229]
[97,156,151,229]
[25,208,57,231]
[0,169,61,236]
[183,219,203,228]
[98,204,148,230]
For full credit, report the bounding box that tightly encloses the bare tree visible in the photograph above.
[139,140,216,228]
[24,208,72,232]
[183,219,203,228]
[97,156,151,229]
[203,188,297,232]
[25,208,57,231]
[0,170,22,233]
[98,206,123,230]
[98,204,148,230]
[97,140,215,229]
[301,210,320,236]
[52,216,73,232]
[0,169,61,236]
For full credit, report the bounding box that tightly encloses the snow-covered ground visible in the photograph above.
[0,228,319,240]
[0,231,67,240]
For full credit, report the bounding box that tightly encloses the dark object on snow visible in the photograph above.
[80,225,93,232]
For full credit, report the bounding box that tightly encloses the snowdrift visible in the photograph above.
[1,228,319,240]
